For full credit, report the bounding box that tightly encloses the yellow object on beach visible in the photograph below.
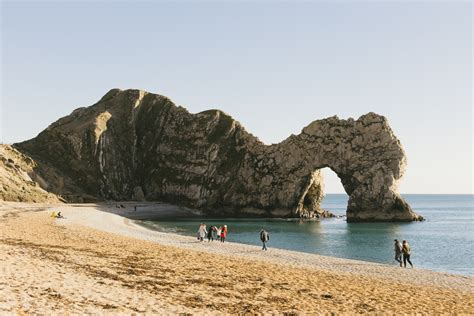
[51,211,57,218]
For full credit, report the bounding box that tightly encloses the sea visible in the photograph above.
[137,194,473,276]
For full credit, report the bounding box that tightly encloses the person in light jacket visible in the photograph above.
[197,223,207,242]
[394,239,403,267]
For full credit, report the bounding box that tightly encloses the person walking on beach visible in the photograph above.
[197,223,207,242]
[402,240,413,268]
[207,226,215,242]
[260,229,270,251]
[211,226,218,241]
[394,239,403,267]
[216,226,222,241]
[220,225,228,243]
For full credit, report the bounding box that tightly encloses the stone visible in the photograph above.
[11,88,422,221]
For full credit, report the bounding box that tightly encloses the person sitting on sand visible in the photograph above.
[260,229,270,251]
[402,240,413,268]
[197,223,207,242]
[56,211,64,219]
[220,225,228,243]
[394,239,403,267]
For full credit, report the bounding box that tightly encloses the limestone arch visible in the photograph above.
[260,113,421,221]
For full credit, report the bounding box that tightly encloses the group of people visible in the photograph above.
[394,239,413,268]
[197,223,228,242]
[197,225,415,264]
[197,224,271,251]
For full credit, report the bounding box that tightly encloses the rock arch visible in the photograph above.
[249,113,422,221]
[15,89,422,222]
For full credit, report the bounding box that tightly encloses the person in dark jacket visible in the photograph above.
[402,240,413,268]
[207,226,215,242]
[260,229,270,251]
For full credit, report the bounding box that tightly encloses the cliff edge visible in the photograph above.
[0,144,62,203]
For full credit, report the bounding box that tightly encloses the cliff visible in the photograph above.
[12,89,421,221]
[0,144,61,203]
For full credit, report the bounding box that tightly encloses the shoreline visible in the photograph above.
[62,204,474,290]
[1,201,473,314]
[133,219,472,277]
[4,202,474,282]
[89,202,467,277]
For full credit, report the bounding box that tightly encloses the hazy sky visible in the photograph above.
[1,1,472,194]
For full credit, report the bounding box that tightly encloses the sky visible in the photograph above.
[1,1,472,194]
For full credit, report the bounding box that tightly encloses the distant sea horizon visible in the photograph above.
[138,194,474,276]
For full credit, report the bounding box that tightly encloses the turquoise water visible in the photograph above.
[138,194,474,275]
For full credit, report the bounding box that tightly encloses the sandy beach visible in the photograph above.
[1,202,473,314]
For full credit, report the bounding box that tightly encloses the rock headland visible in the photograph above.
[7,89,421,221]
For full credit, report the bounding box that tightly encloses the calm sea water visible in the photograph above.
[138,194,474,275]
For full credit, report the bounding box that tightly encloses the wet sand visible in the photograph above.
[1,202,473,314]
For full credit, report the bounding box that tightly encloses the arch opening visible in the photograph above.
[296,167,349,218]
[320,167,349,217]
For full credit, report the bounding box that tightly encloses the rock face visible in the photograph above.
[0,145,61,203]
[13,89,421,221]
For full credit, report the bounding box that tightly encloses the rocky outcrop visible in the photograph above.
[13,89,422,221]
[0,145,62,203]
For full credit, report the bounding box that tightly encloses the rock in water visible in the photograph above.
[13,89,422,221]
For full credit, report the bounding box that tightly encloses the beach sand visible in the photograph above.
[1,202,473,314]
